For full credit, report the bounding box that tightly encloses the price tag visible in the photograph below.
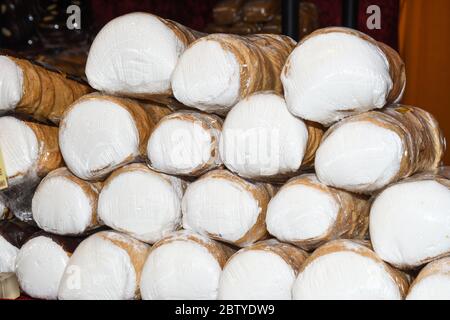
[0,146,8,190]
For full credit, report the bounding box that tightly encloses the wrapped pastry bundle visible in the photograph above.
[243,0,281,23]
[15,233,83,300]
[59,93,170,181]
[406,257,450,300]
[266,174,369,251]
[32,168,102,236]
[182,169,272,247]
[292,240,410,300]
[0,55,91,124]
[0,116,62,186]
[315,106,445,194]
[98,163,185,244]
[218,240,308,300]
[281,27,406,126]
[172,33,296,114]
[140,231,234,300]
[0,219,37,273]
[370,171,450,270]
[85,12,203,99]
[58,231,150,300]
[147,111,223,176]
[213,0,245,25]
[220,92,323,182]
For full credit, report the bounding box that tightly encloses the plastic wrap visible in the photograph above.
[172,33,296,114]
[406,257,450,300]
[266,174,369,251]
[0,116,63,221]
[140,230,235,300]
[147,111,223,177]
[58,231,150,300]
[316,105,446,194]
[0,219,38,272]
[220,91,324,182]
[0,55,91,124]
[85,12,204,99]
[32,167,102,236]
[218,239,307,299]
[243,0,281,23]
[282,27,406,126]
[182,169,272,247]
[213,0,245,25]
[16,232,84,300]
[98,163,187,244]
[370,171,450,270]
[59,93,171,181]
[292,240,410,300]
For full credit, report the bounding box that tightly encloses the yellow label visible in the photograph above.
[0,146,8,190]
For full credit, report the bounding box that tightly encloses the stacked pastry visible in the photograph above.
[0,11,448,301]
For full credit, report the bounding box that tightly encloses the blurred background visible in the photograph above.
[0,0,449,163]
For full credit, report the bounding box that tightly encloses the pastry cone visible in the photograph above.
[315,105,445,194]
[0,116,62,186]
[98,163,186,244]
[59,93,170,180]
[58,231,150,300]
[267,174,370,251]
[0,55,91,124]
[32,167,102,236]
[219,239,308,300]
[292,240,410,300]
[0,219,38,272]
[86,12,203,99]
[282,27,406,126]
[220,92,323,182]
[140,230,235,300]
[182,169,271,247]
[172,33,296,114]
[406,257,450,300]
[370,171,450,270]
[15,232,84,300]
[147,111,223,176]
